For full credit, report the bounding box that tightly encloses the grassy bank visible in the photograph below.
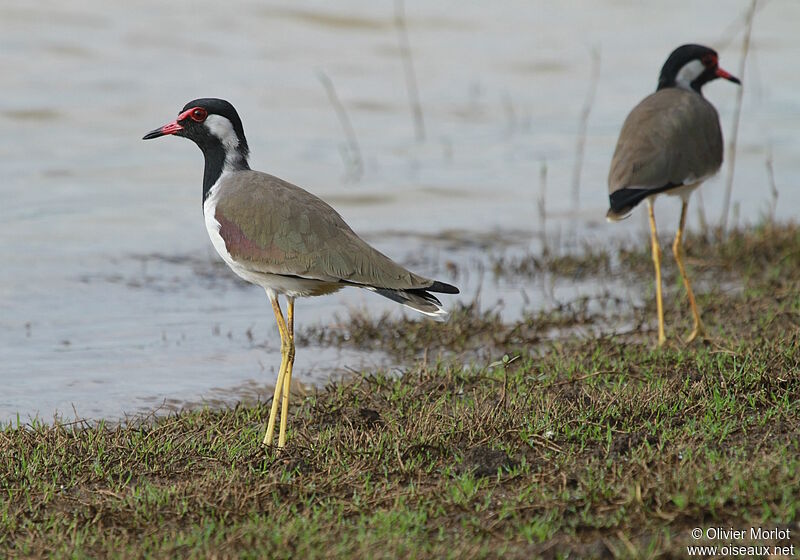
[2,224,799,558]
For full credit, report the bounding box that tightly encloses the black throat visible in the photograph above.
[656,45,719,95]
[196,135,250,203]
[201,141,227,202]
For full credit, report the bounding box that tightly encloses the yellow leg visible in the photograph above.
[263,354,287,446]
[673,201,706,343]
[647,201,666,347]
[263,296,290,447]
[278,298,295,449]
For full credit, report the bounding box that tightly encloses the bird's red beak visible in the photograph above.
[142,120,183,140]
[715,66,741,85]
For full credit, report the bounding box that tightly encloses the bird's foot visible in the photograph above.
[685,322,708,344]
[260,430,286,455]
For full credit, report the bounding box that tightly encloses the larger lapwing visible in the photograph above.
[607,44,740,346]
[143,98,459,448]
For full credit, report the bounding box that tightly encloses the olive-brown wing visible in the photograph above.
[213,171,435,290]
[608,87,723,193]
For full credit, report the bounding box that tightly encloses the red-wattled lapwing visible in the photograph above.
[607,44,740,346]
[143,98,459,448]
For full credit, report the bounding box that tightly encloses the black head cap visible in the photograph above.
[657,44,741,93]
[143,98,252,201]
[143,97,250,161]
[179,98,249,158]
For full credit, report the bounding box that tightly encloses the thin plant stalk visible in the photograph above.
[694,188,709,240]
[538,160,549,257]
[719,0,757,234]
[765,143,778,225]
[394,0,425,141]
[571,47,601,211]
[317,69,364,182]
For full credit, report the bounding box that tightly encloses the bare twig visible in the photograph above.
[316,69,364,182]
[571,46,601,211]
[394,0,425,141]
[719,0,757,234]
[537,160,549,256]
[694,189,709,240]
[502,92,517,136]
[765,143,778,224]
[715,0,771,51]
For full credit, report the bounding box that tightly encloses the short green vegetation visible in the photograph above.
[2,224,798,558]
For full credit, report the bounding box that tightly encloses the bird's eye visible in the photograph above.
[701,54,717,67]
[190,108,208,122]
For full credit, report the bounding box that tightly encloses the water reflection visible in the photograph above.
[1,0,797,422]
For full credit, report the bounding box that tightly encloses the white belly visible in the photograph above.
[203,177,264,285]
[664,181,702,202]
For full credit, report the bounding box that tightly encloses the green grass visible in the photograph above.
[1,223,799,558]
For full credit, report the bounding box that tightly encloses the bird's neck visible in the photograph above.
[201,142,250,202]
[658,60,710,95]
[657,80,706,95]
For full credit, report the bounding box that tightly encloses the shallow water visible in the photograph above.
[1,0,798,423]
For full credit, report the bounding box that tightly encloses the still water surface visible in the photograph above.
[1,1,798,422]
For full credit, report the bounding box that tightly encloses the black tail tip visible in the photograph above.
[428,280,459,294]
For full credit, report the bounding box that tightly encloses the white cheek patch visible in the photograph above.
[204,114,239,153]
[675,59,705,89]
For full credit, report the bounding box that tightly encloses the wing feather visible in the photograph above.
[608,88,723,194]
[214,171,434,290]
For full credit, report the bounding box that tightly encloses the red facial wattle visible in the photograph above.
[160,121,184,135]
[143,106,208,139]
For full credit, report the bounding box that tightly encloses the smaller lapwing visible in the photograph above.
[143,99,459,448]
[607,44,740,346]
